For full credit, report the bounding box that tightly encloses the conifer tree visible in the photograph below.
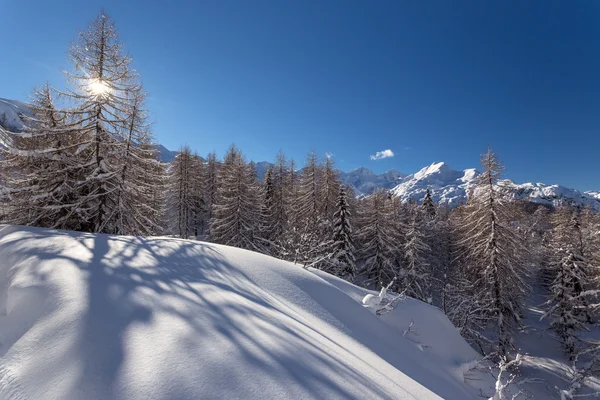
[543,207,594,358]
[0,84,85,230]
[401,211,432,302]
[62,12,150,233]
[293,151,324,264]
[211,145,262,250]
[203,152,219,236]
[421,188,436,219]
[167,146,197,238]
[327,184,356,280]
[356,189,399,287]
[114,87,164,235]
[454,148,529,356]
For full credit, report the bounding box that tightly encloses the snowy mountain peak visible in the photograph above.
[390,162,477,206]
[413,162,462,182]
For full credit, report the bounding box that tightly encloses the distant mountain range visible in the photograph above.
[2,97,598,210]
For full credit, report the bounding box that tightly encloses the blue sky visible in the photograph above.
[2,0,599,190]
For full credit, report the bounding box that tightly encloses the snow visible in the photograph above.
[0,99,30,133]
[390,162,478,206]
[0,225,485,400]
[389,162,600,210]
[339,167,406,196]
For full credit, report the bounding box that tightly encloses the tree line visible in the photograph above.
[0,12,598,374]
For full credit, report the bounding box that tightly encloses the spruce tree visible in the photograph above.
[421,188,436,219]
[327,185,356,280]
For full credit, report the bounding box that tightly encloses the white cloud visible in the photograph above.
[370,149,395,161]
[325,152,333,159]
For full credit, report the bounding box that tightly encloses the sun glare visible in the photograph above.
[89,79,111,96]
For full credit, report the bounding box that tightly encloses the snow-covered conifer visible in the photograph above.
[210,145,262,250]
[61,12,150,233]
[0,84,85,230]
[454,148,529,356]
[356,189,399,288]
[543,207,593,358]
[326,184,356,280]
[401,211,432,302]
[421,188,436,219]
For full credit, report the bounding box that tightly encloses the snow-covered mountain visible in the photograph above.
[389,162,600,211]
[0,98,31,133]
[390,162,478,206]
[339,167,406,196]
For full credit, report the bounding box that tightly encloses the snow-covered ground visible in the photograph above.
[511,268,600,399]
[0,225,493,399]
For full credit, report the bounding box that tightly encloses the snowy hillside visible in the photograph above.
[0,225,491,400]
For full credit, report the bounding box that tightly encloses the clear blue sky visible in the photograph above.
[2,0,599,190]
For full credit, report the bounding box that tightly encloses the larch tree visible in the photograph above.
[210,145,262,251]
[0,84,84,230]
[292,150,325,265]
[166,146,197,238]
[455,148,529,356]
[62,12,149,233]
[543,207,593,358]
[356,189,399,288]
[401,210,432,302]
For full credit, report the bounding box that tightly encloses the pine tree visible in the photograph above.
[327,185,356,280]
[454,148,529,356]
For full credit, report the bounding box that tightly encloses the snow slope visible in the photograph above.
[0,225,484,400]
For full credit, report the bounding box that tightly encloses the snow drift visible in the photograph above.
[0,225,482,399]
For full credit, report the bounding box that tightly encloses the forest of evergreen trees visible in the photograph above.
[0,12,598,376]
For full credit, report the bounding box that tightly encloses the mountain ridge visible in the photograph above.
[1,97,598,210]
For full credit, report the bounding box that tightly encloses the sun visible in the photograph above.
[88,79,111,96]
